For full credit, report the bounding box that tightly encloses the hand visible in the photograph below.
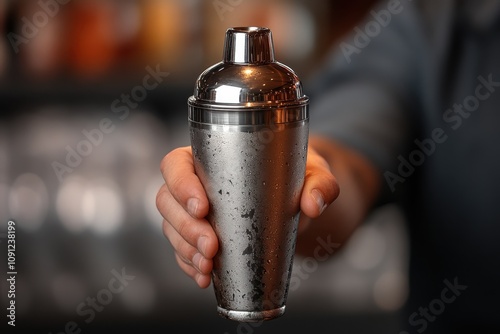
[156,145,339,288]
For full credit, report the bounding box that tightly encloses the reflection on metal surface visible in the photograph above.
[214,85,242,103]
[191,27,307,109]
[223,27,275,64]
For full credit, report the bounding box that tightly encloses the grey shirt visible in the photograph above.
[309,0,500,331]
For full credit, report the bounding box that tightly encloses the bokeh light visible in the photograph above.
[87,179,124,236]
[0,183,9,221]
[373,271,408,311]
[345,223,387,271]
[144,174,164,231]
[56,176,124,236]
[56,176,93,234]
[8,173,49,232]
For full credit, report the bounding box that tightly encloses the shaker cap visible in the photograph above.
[223,27,275,64]
[188,27,308,110]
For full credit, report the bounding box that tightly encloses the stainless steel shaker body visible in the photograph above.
[188,27,309,322]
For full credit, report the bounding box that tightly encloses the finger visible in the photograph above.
[163,220,198,266]
[160,146,209,219]
[156,183,171,221]
[158,186,218,259]
[175,253,212,289]
[300,149,340,218]
[163,220,214,275]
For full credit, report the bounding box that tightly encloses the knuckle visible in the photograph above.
[161,147,189,174]
[155,184,169,211]
[324,173,340,201]
[160,155,169,173]
[175,254,194,276]
[160,149,178,172]
[162,219,172,239]
[175,253,187,267]
[176,217,197,245]
[169,174,186,195]
[323,172,336,187]
[178,242,196,263]
[164,222,196,261]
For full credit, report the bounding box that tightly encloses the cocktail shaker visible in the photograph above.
[188,27,309,322]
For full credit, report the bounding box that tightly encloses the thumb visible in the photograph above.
[300,148,340,218]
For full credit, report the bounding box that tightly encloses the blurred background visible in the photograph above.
[0,0,410,333]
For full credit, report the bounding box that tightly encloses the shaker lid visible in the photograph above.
[223,26,275,64]
[188,27,308,110]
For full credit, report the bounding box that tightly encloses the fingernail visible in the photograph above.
[197,235,208,257]
[192,252,203,273]
[311,189,327,214]
[187,198,199,217]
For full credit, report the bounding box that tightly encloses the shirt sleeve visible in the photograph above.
[308,0,428,176]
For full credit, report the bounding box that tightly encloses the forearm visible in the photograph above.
[296,136,381,257]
